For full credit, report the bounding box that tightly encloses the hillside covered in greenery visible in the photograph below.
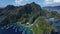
[0,2,60,34]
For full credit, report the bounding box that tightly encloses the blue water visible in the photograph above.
[0,23,33,34]
[50,19,60,34]
[55,21,60,34]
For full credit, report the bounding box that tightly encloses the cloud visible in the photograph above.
[45,0,60,5]
[15,0,28,6]
[54,0,60,3]
[45,0,53,4]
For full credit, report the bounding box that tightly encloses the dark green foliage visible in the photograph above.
[0,2,60,25]
[31,17,53,34]
[0,2,60,34]
[0,2,42,24]
[50,11,58,17]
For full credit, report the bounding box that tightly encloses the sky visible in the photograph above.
[0,0,60,7]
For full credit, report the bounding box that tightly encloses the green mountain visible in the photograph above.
[0,2,60,25]
[0,2,59,24]
[0,2,60,34]
[0,2,41,24]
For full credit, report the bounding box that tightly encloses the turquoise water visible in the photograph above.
[0,23,33,34]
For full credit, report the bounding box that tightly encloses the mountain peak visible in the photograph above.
[5,5,15,10]
[31,2,36,4]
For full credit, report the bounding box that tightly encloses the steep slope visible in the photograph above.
[0,2,42,25]
[0,2,59,34]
